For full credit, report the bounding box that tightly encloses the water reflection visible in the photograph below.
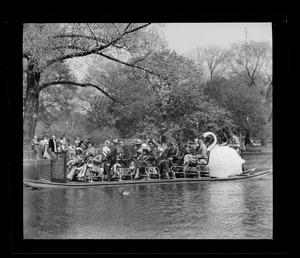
[24,176,272,239]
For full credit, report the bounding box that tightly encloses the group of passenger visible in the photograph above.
[65,137,210,182]
[31,130,242,182]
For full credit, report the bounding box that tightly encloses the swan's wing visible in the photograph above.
[208,146,245,177]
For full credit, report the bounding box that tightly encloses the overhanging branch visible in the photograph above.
[98,52,160,77]
[40,80,122,104]
[46,23,152,70]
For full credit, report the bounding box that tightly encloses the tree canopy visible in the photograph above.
[23,23,272,146]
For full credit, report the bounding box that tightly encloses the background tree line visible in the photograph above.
[23,23,272,147]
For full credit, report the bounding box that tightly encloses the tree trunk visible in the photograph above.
[23,61,41,146]
[260,138,267,147]
[245,130,251,146]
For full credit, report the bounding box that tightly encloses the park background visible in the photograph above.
[22,23,273,155]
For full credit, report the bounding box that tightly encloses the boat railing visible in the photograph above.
[143,166,161,180]
[117,167,134,180]
[170,151,210,178]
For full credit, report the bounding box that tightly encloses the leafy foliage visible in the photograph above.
[204,76,271,141]
[23,23,272,146]
[80,49,236,142]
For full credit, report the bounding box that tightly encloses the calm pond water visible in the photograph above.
[23,175,272,239]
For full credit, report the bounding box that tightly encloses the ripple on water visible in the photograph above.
[24,177,273,239]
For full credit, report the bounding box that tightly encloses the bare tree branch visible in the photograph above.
[112,23,122,37]
[44,41,114,69]
[40,80,121,104]
[46,23,152,70]
[98,52,158,76]
[53,33,107,44]
[124,23,132,33]
[50,45,88,52]
[123,23,150,35]
[265,80,272,101]
[86,23,99,47]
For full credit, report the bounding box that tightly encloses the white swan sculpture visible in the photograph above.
[203,132,246,178]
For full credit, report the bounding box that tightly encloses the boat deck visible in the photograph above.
[23,169,272,189]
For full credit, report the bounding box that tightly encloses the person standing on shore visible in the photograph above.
[31,135,39,159]
[49,134,58,153]
[40,135,49,158]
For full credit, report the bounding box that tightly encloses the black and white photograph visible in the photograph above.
[6,16,289,254]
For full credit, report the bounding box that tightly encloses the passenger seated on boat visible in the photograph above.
[158,142,177,179]
[147,140,158,155]
[141,149,155,165]
[129,139,144,179]
[67,145,77,159]
[72,140,96,181]
[88,149,104,177]
[183,140,208,175]
[66,149,85,181]
[156,142,165,157]
[132,147,144,180]
[169,142,185,166]
[112,140,126,179]
[76,157,94,181]
[144,142,159,166]
[116,139,125,158]
[183,145,197,172]
[102,140,111,157]
[66,141,90,181]
[102,139,118,181]
[67,163,85,181]
[101,140,111,180]
[115,143,132,170]
[67,148,83,167]
[84,140,96,157]
[193,139,208,164]
[132,148,158,179]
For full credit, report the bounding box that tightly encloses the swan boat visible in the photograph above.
[23,131,272,189]
[23,168,272,189]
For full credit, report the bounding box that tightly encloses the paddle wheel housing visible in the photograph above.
[50,152,67,183]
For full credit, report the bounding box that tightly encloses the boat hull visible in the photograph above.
[23,169,272,189]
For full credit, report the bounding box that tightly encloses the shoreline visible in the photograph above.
[242,151,272,154]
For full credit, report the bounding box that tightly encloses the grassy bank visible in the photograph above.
[245,143,273,153]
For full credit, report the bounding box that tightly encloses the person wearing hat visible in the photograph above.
[115,139,125,159]
[101,141,111,180]
[158,142,178,179]
[131,139,143,158]
[113,139,126,179]
[102,141,111,157]
[183,139,207,175]
[144,140,159,167]
[147,140,158,159]
[84,140,96,158]
[130,139,144,179]
[77,140,96,181]
[102,139,118,181]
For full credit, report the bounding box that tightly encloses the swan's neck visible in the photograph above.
[207,133,217,151]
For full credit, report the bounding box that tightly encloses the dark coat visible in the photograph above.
[48,138,57,152]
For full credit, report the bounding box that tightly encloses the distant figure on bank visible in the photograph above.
[49,134,58,153]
